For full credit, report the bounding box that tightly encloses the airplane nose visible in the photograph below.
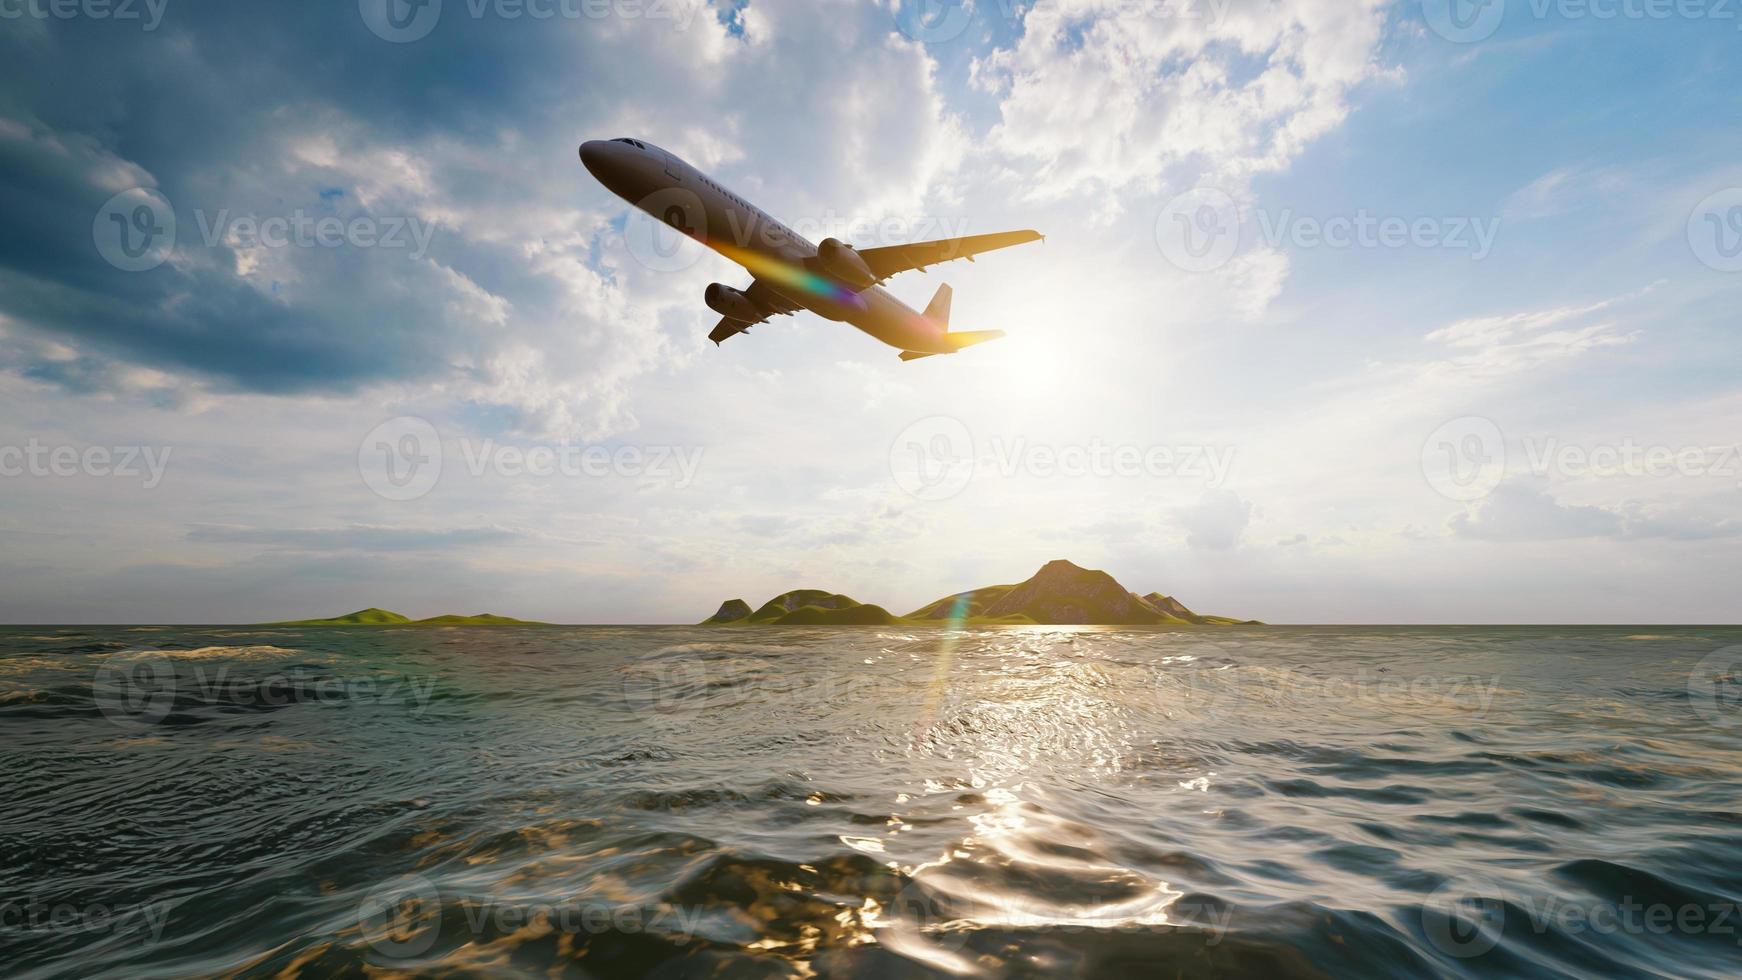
[578,140,608,178]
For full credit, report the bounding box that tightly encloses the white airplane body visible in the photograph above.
[580,138,1041,360]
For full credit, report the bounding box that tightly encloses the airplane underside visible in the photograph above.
[577,137,1041,361]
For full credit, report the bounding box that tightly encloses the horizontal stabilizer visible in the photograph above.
[945,329,1005,352]
[899,351,939,362]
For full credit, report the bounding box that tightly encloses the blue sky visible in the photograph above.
[0,0,1738,623]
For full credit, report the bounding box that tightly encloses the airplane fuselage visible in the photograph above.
[580,138,956,353]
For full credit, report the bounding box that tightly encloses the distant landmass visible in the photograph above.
[702,559,1260,627]
[268,608,550,627]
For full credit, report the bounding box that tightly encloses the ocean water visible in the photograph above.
[3,625,1740,978]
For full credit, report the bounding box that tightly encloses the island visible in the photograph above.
[266,609,551,627]
[702,559,1260,627]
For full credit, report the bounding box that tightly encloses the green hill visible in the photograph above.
[703,561,1259,627]
[747,590,865,622]
[273,608,411,626]
[703,590,898,626]
[413,614,550,626]
[769,603,898,626]
[269,609,548,627]
[702,599,753,624]
[932,560,1161,625]
[904,585,1018,621]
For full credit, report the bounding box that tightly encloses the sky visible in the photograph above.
[1,0,1739,624]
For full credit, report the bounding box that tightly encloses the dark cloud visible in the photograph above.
[0,4,704,409]
[0,2,961,438]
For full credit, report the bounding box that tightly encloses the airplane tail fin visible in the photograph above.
[899,284,1004,361]
[923,283,952,327]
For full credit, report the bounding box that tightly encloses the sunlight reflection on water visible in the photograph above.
[4,625,1741,978]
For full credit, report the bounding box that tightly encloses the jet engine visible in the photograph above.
[705,283,764,323]
[813,238,876,290]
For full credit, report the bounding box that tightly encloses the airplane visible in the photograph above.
[579,138,1042,361]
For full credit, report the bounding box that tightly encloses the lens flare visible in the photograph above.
[712,241,864,307]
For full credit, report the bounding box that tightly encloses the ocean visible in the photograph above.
[3,625,1740,978]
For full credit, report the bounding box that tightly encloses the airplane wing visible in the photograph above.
[858,230,1044,283]
[708,278,803,345]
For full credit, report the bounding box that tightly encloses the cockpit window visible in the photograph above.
[613,138,647,150]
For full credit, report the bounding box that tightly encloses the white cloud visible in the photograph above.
[1175,487,1253,550]
[975,0,1390,200]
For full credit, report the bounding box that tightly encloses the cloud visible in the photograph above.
[1175,488,1252,550]
[1501,165,1630,221]
[185,524,529,551]
[0,0,965,439]
[1419,284,1654,382]
[975,0,1391,201]
[1448,481,1622,541]
[1449,482,1742,542]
